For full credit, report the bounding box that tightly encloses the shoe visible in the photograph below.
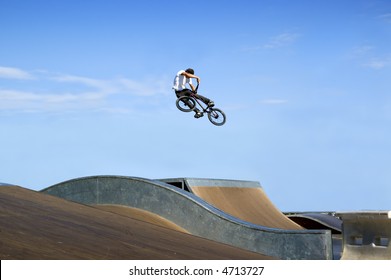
[194,111,203,118]
[207,101,215,108]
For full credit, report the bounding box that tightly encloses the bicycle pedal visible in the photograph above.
[194,113,203,118]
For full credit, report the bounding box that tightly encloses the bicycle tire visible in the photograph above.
[176,96,196,112]
[208,108,226,126]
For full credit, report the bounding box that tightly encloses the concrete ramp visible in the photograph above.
[41,175,332,259]
[337,211,391,260]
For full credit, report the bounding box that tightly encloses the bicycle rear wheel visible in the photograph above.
[176,96,196,112]
[208,108,226,126]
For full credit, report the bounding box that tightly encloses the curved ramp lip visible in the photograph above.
[42,175,323,235]
[287,213,342,233]
[184,177,262,188]
[159,177,263,194]
[163,177,304,231]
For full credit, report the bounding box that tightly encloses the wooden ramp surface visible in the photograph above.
[191,186,303,230]
[93,205,189,233]
[0,185,273,260]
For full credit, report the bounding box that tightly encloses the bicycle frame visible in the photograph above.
[189,84,212,114]
[190,94,208,112]
[175,83,226,126]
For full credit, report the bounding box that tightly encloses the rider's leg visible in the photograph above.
[176,89,193,108]
[194,94,214,107]
[176,89,202,117]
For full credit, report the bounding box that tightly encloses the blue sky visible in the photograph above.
[1,0,390,212]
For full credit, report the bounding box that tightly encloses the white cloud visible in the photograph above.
[0,67,170,114]
[118,78,169,97]
[0,66,35,80]
[350,45,374,57]
[0,89,106,112]
[348,46,391,69]
[52,74,169,97]
[378,13,391,23]
[364,57,390,69]
[51,74,119,95]
[241,32,301,52]
[0,90,41,102]
[260,99,288,104]
[263,33,301,49]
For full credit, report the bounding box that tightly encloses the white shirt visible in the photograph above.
[172,70,193,91]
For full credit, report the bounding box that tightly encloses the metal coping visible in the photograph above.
[181,178,261,188]
[336,211,391,220]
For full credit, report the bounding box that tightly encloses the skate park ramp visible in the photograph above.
[0,184,272,259]
[165,178,303,230]
[286,212,342,233]
[93,205,189,233]
[336,211,391,260]
[41,175,332,259]
[284,212,343,260]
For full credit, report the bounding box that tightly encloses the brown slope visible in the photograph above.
[191,187,303,230]
[93,205,189,233]
[0,186,274,260]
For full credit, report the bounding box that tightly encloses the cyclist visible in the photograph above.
[173,68,214,118]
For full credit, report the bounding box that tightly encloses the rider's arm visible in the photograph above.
[181,72,200,84]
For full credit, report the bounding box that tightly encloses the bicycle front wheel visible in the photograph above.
[176,96,196,112]
[208,108,226,126]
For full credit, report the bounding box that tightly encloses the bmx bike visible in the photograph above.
[175,85,226,126]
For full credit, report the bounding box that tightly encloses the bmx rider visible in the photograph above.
[172,68,214,118]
